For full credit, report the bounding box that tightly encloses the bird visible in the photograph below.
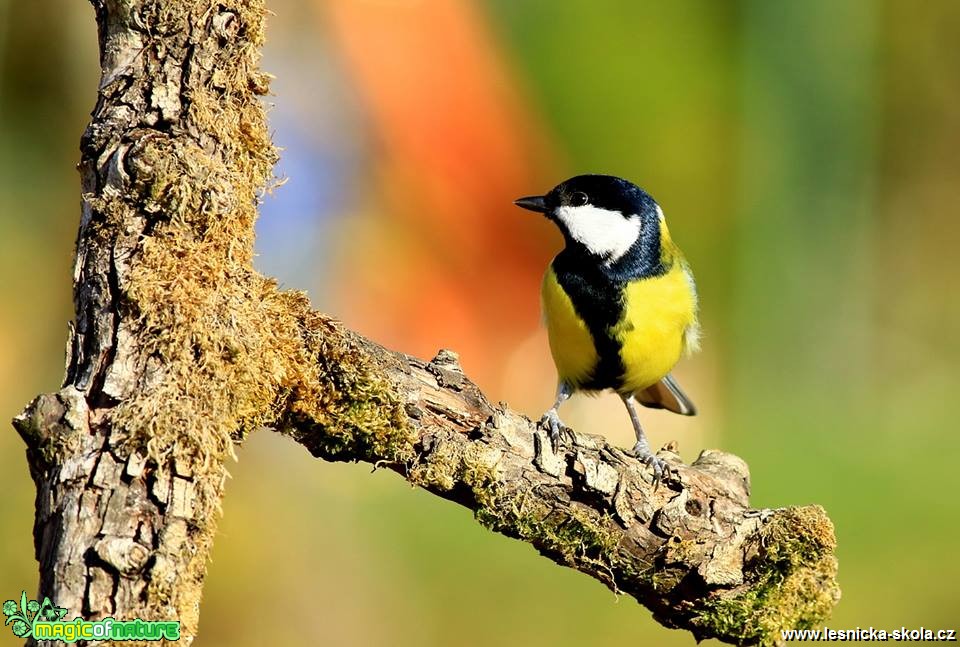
[514,174,700,481]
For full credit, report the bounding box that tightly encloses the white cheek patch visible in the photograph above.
[555,205,642,261]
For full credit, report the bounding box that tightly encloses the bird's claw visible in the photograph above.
[539,409,570,449]
[631,443,674,489]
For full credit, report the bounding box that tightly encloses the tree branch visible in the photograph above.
[279,324,841,645]
[12,0,839,645]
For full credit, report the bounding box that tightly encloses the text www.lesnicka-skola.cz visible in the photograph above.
[782,627,957,642]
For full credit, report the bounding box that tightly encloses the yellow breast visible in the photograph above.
[541,261,698,392]
[614,262,698,392]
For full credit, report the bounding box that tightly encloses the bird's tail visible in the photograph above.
[635,373,697,416]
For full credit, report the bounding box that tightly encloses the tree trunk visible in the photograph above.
[12,1,839,645]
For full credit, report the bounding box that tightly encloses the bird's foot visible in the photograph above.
[538,408,571,449]
[630,442,673,489]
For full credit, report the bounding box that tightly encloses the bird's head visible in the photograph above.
[514,174,663,264]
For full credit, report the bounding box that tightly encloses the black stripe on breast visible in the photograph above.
[551,227,669,391]
[551,250,626,390]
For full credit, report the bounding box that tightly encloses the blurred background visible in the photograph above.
[1,0,958,644]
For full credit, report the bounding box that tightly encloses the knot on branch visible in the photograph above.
[13,387,90,468]
[690,505,840,644]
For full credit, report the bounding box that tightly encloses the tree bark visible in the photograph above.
[12,1,839,645]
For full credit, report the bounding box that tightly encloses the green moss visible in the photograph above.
[478,488,620,571]
[405,434,623,581]
[281,307,415,465]
[407,438,464,491]
[692,506,840,645]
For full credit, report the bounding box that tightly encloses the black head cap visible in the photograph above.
[515,174,659,219]
[515,175,666,275]
[546,174,658,217]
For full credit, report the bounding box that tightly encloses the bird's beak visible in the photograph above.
[513,195,548,213]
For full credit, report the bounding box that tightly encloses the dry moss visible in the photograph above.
[100,0,277,471]
[691,505,840,645]
[78,0,413,629]
[95,0,416,473]
[102,1,280,629]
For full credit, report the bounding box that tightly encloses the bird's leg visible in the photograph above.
[621,393,672,487]
[539,381,573,447]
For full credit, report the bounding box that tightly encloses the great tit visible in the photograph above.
[515,175,700,480]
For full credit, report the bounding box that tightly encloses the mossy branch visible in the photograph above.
[277,325,841,646]
[12,0,838,645]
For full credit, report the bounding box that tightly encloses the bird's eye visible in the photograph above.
[570,192,588,207]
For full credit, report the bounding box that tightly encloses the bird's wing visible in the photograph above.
[635,373,697,416]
